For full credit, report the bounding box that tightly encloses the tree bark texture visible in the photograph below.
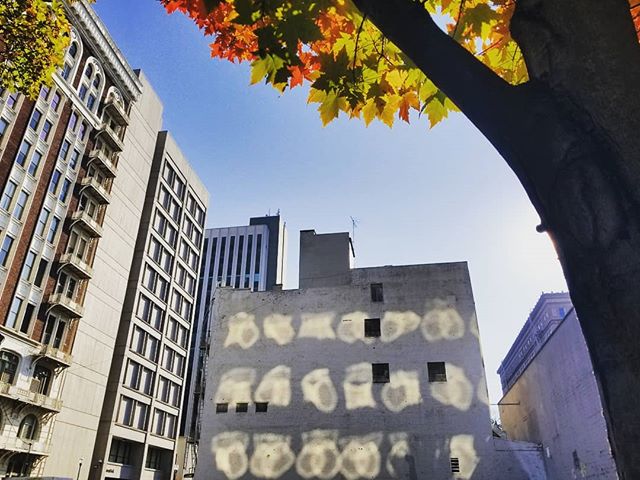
[354,0,640,477]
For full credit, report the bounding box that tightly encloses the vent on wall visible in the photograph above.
[450,457,460,473]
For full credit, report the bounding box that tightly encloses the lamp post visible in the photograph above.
[76,457,84,480]
[23,441,33,476]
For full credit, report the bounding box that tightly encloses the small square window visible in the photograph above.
[450,457,460,473]
[372,363,390,383]
[215,403,228,414]
[428,362,447,382]
[236,402,248,413]
[255,402,268,413]
[364,318,381,338]
[370,283,384,302]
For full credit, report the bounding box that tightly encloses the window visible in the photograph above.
[6,92,18,109]
[216,403,228,414]
[59,140,70,160]
[372,363,390,383]
[47,216,60,243]
[62,63,72,80]
[146,447,163,469]
[29,109,42,130]
[49,169,61,194]
[40,120,52,141]
[1,180,17,210]
[450,457,460,473]
[32,365,52,394]
[28,150,42,175]
[256,402,268,413]
[39,86,50,100]
[69,149,80,170]
[42,315,68,348]
[137,294,164,331]
[125,360,154,395]
[78,122,87,140]
[370,283,384,302]
[0,351,19,384]
[59,179,72,203]
[428,362,447,382]
[6,297,22,329]
[20,303,35,334]
[109,439,132,464]
[364,318,381,338]
[13,190,29,220]
[0,235,14,266]
[0,118,8,139]
[69,112,78,130]
[117,396,148,430]
[236,402,248,413]
[34,258,49,287]
[16,140,31,166]
[51,92,61,111]
[21,250,36,280]
[18,414,38,440]
[153,409,177,438]
[79,85,88,100]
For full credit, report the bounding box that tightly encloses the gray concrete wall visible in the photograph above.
[500,311,618,480]
[196,262,541,479]
[299,230,352,289]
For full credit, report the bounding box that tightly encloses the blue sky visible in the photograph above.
[93,0,568,412]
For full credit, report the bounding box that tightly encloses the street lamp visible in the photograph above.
[76,457,84,480]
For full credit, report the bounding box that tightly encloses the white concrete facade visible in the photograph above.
[196,231,545,479]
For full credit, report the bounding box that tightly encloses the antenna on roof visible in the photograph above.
[350,216,359,265]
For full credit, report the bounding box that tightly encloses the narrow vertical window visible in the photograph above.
[16,140,31,166]
[370,283,384,302]
[29,110,42,130]
[40,120,53,141]
[49,169,61,194]
[254,234,262,291]
[6,297,22,329]
[0,235,14,266]
[244,234,253,288]
[12,190,29,220]
[28,151,42,176]
[0,118,8,139]
[1,181,17,211]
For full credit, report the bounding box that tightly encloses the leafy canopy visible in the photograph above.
[0,0,73,98]
[162,0,640,127]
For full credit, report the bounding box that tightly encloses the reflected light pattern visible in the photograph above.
[449,434,479,479]
[301,368,338,413]
[430,363,473,411]
[337,311,374,344]
[263,313,295,345]
[215,368,257,403]
[421,299,465,342]
[381,311,421,343]
[381,370,422,412]
[298,312,336,340]
[250,433,296,479]
[339,433,382,479]
[386,433,411,478]
[296,430,342,479]
[343,363,376,410]
[225,312,260,349]
[254,365,292,407]
[212,431,250,480]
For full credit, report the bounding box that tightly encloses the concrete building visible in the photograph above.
[87,131,208,479]
[499,295,618,480]
[195,230,546,479]
[179,215,287,477]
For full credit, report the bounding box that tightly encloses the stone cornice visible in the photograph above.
[65,1,142,102]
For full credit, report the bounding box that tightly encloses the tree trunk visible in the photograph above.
[354,0,640,478]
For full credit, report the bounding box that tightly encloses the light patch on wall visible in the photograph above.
[381,370,422,412]
[476,375,490,406]
[381,311,421,343]
[224,312,260,349]
[386,433,411,478]
[339,433,382,479]
[469,312,480,339]
[337,311,373,344]
[343,363,376,410]
[301,368,338,413]
[298,312,336,340]
[263,313,295,345]
[254,365,291,407]
[215,368,257,404]
[250,433,296,479]
[430,364,473,411]
[449,434,479,479]
[296,430,342,479]
[421,299,465,342]
[211,431,250,480]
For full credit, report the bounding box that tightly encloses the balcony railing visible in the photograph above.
[80,176,111,204]
[71,211,103,238]
[95,123,124,152]
[59,253,93,279]
[0,434,51,455]
[0,381,62,413]
[104,97,130,126]
[88,148,118,178]
[48,292,84,318]
[38,344,72,368]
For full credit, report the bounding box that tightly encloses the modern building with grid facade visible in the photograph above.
[89,131,208,480]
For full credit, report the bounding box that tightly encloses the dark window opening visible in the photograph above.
[255,402,268,413]
[450,457,460,473]
[215,403,228,414]
[370,283,384,302]
[236,402,248,413]
[372,363,390,383]
[364,318,381,338]
[428,362,447,382]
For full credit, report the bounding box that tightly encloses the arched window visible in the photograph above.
[78,57,104,113]
[33,365,52,395]
[18,414,38,440]
[61,29,83,83]
[0,351,19,384]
